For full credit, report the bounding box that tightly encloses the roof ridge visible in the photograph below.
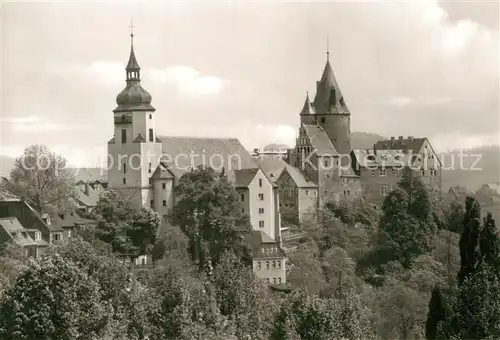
[157,135,235,141]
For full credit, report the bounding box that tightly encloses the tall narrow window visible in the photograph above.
[123,178,126,185]
[121,129,127,144]
[123,163,126,174]
[259,178,263,187]
[149,129,154,142]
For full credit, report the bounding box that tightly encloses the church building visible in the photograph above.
[106,33,285,284]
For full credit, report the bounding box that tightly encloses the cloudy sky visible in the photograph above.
[1,0,498,166]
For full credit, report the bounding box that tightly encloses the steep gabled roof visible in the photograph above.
[254,155,288,183]
[280,166,317,188]
[302,124,338,156]
[234,168,259,188]
[74,186,100,207]
[312,57,350,115]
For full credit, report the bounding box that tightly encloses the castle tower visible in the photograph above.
[107,30,163,208]
[301,51,351,156]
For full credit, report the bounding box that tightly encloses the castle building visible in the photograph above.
[107,34,285,281]
[258,52,442,222]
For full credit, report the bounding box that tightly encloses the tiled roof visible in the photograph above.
[68,168,108,183]
[157,136,258,179]
[0,187,20,202]
[281,166,317,188]
[374,137,426,154]
[244,230,285,259]
[234,168,259,188]
[0,217,40,247]
[50,213,96,229]
[254,156,288,183]
[352,149,415,168]
[312,58,350,115]
[302,125,338,156]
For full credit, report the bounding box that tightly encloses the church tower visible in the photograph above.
[300,51,351,156]
[107,31,163,208]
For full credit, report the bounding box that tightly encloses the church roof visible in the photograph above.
[126,43,140,70]
[302,124,338,156]
[299,92,315,115]
[157,136,259,180]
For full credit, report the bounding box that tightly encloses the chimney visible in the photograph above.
[253,148,259,155]
[373,143,377,156]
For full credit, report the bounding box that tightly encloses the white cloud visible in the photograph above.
[147,65,224,95]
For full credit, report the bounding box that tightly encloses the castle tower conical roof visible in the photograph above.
[312,53,349,115]
[300,92,315,115]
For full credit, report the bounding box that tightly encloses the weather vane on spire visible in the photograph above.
[326,36,330,60]
[129,18,135,44]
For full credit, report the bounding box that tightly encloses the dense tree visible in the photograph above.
[93,190,161,259]
[0,254,110,340]
[5,144,77,212]
[445,200,465,234]
[425,285,446,340]
[479,212,499,268]
[457,197,482,285]
[171,167,252,271]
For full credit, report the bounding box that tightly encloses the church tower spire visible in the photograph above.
[300,91,315,115]
[126,22,141,82]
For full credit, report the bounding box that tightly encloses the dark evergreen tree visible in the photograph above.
[397,167,432,223]
[457,197,482,285]
[479,212,499,268]
[425,285,446,340]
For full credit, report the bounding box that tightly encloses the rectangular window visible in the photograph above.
[266,261,269,269]
[149,178,152,185]
[241,193,245,201]
[149,128,154,142]
[278,277,282,284]
[162,183,166,189]
[123,178,126,185]
[258,193,264,201]
[371,169,376,176]
[150,200,154,207]
[123,163,126,174]
[277,260,281,269]
[35,232,41,241]
[259,178,263,187]
[257,261,261,270]
[54,233,60,241]
[68,230,72,238]
[421,168,425,176]
[148,162,152,173]
[273,278,276,284]
[306,190,309,195]
[380,185,388,196]
[121,129,127,144]
[324,159,328,167]
[379,168,387,176]
[162,200,166,207]
[259,208,264,214]
[272,260,276,268]
[259,220,264,228]
[149,114,152,119]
